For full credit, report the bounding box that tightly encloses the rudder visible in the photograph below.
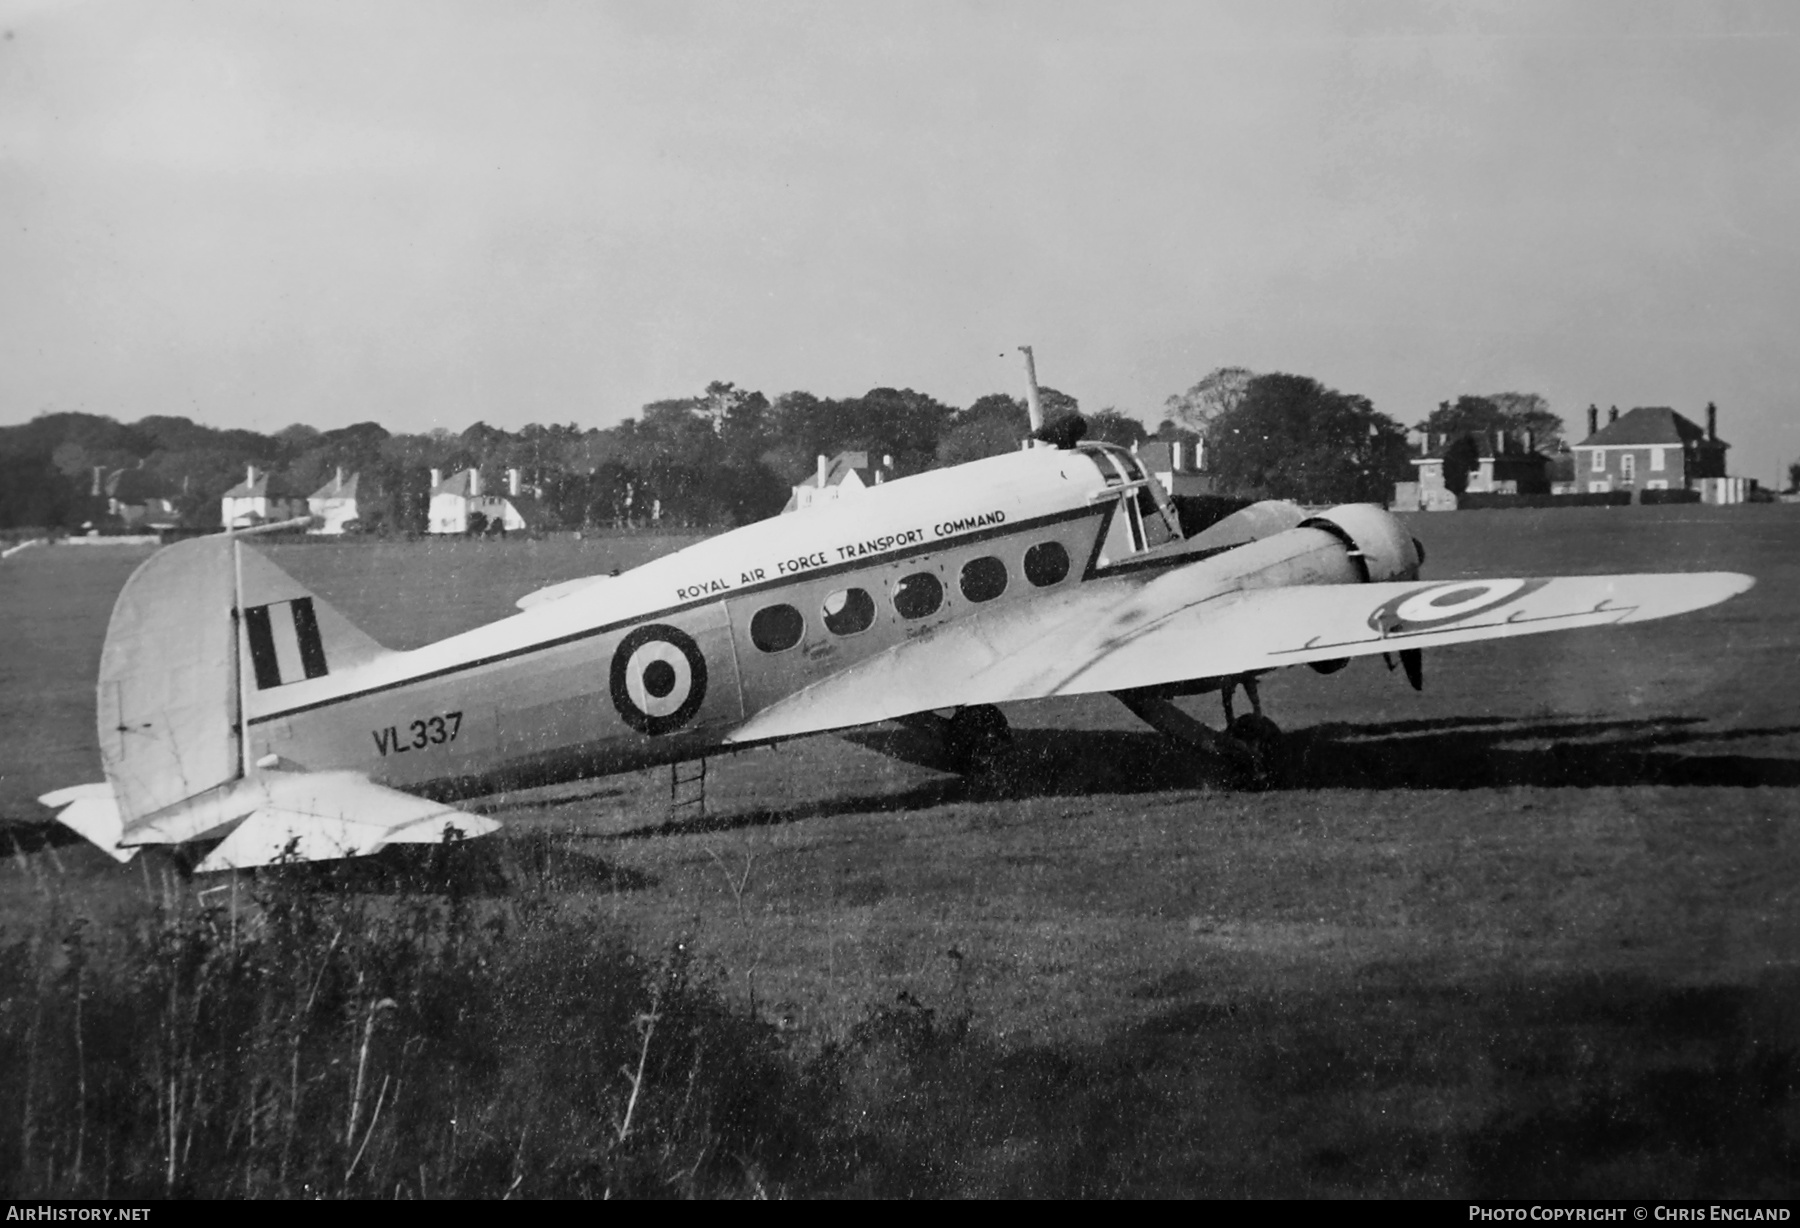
[99,536,390,826]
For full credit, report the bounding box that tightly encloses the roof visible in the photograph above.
[106,467,171,502]
[1576,407,1726,450]
[1413,430,1549,463]
[502,493,547,527]
[431,468,479,497]
[309,471,360,500]
[794,451,879,491]
[222,470,303,499]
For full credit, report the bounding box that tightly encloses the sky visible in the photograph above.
[1,0,1795,479]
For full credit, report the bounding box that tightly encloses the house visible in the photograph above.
[96,466,181,530]
[1570,404,1735,500]
[783,452,894,513]
[221,465,307,529]
[1394,430,1552,511]
[307,468,364,534]
[1132,439,1217,498]
[427,467,546,534]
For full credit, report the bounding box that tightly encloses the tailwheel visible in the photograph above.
[945,704,1014,779]
[1226,713,1285,788]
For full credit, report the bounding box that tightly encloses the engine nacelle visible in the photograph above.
[1299,504,1423,583]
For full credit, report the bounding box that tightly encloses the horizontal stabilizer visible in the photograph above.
[191,771,498,872]
[38,783,137,863]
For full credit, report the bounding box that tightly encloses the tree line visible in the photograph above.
[0,373,1563,533]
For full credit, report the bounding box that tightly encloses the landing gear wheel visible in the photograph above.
[1227,713,1285,788]
[945,704,1014,780]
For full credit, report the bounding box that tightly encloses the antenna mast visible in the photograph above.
[1017,346,1045,436]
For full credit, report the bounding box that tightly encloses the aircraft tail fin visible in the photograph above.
[98,537,393,827]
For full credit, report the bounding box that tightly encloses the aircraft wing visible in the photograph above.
[725,570,1755,746]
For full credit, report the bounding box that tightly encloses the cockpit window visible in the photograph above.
[1078,444,1183,563]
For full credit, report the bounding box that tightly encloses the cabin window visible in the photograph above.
[959,556,1008,603]
[749,604,805,652]
[1024,541,1070,587]
[892,572,944,620]
[822,587,876,636]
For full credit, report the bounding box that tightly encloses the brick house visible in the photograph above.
[1570,404,1730,499]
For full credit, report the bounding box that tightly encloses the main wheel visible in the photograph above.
[1227,713,1285,788]
[945,704,1013,778]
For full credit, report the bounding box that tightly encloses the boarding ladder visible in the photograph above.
[669,756,707,823]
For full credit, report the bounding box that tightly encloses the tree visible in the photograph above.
[1788,461,1800,494]
[1417,393,1563,451]
[1207,373,1409,504]
[1441,433,1481,496]
[1084,408,1148,448]
[935,394,1028,467]
[1164,367,1255,436]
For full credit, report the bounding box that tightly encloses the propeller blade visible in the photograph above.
[1400,648,1423,692]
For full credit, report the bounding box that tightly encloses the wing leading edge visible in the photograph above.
[725,570,1755,746]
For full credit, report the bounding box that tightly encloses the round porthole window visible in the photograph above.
[893,572,944,620]
[960,556,1008,603]
[1024,541,1071,587]
[822,587,876,635]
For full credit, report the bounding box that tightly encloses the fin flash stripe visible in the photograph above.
[244,598,329,690]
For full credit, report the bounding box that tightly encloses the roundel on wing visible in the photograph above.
[1367,578,1549,635]
[610,624,708,736]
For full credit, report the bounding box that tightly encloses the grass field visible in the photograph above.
[3,506,1798,1196]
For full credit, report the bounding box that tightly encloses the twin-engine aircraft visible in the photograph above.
[42,427,1752,871]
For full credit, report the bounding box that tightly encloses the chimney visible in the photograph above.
[91,466,103,497]
[1493,430,1504,456]
[1707,401,1717,441]
[335,466,344,488]
[817,454,828,489]
[1608,405,1619,425]
[508,467,521,497]
[430,468,441,489]
[246,464,256,487]
[470,469,480,498]
[1587,404,1599,437]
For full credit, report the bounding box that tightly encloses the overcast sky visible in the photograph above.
[2,1,1795,477]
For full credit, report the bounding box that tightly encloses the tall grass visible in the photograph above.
[0,845,839,1199]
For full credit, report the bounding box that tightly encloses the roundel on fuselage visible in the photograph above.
[610,624,708,736]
